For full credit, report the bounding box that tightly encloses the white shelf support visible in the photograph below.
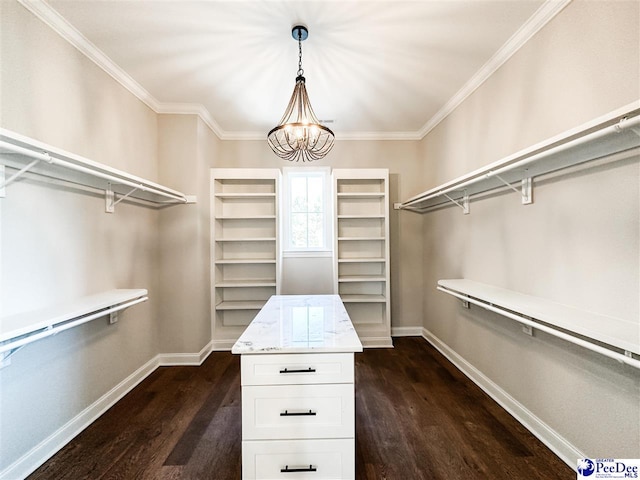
[492,171,533,204]
[442,191,469,214]
[0,157,45,193]
[105,183,140,213]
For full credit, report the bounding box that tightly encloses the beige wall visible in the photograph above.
[157,114,216,354]
[0,1,162,473]
[419,0,639,460]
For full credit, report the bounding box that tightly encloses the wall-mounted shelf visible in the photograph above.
[397,103,640,214]
[0,128,195,212]
[0,289,148,366]
[437,279,640,369]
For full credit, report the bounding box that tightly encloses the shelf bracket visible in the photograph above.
[0,157,46,197]
[442,191,469,215]
[109,311,119,324]
[493,172,533,204]
[106,183,140,213]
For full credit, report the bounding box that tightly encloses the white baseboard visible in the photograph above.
[391,326,423,337]
[1,340,217,480]
[1,355,160,480]
[211,339,236,351]
[359,336,394,348]
[421,327,582,471]
[158,341,213,366]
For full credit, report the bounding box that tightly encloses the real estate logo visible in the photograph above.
[577,459,640,479]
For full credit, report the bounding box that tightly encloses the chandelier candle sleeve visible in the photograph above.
[267,25,335,162]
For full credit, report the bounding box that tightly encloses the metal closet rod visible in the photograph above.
[0,296,148,356]
[0,140,187,203]
[402,113,640,209]
[437,286,640,369]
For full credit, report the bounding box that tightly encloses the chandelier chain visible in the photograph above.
[297,31,304,77]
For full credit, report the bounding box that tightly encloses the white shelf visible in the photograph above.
[398,104,640,214]
[214,193,276,199]
[0,289,148,356]
[211,168,281,346]
[0,128,191,208]
[337,192,385,198]
[333,169,391,347]
[340,295,387,303]
[438,279,640,368]
[338,257,385,263]
[215,279,277,288]
[339,276,386,283]
[215,237,276,242]
[217,215,276,220]
[215,301,267,311]
[215,259,276,265]
[338,236,385,241]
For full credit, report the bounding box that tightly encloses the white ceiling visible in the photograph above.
[34,0,566,140]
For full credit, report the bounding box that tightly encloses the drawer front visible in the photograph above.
[241,353,354,386]
[242,384,354,440]
[242,439,354,480]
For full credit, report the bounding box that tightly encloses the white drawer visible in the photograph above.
[242,438,355,480]
[242,384,354,440]
[241,353,354,386]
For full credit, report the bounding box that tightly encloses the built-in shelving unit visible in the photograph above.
[397,103,640,214]
[210,168,281,350]
[0,289,148,366]
[438,279,640,369]
[0,128,194,211]
[333,169,392,348]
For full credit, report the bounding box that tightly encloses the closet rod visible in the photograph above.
[0,140,187,204]
[437,286,640,370]
[0,296,148,356]
[401,113,640,209]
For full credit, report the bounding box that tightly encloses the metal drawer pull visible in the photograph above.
[280,409,317,416]
[281,465,317,473]
[279,367,316,374]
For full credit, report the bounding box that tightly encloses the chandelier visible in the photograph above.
[267,25,335,162]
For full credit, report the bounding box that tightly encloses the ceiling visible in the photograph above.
[34,0,566,140]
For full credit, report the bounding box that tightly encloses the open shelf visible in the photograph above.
[211,169,281,348]
[438,279,639,368]
[0,289,148,360]
[0,128,191,209]
[398,103,640,214]
[333,169,391,347]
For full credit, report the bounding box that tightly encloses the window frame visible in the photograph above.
[282,167,333,256]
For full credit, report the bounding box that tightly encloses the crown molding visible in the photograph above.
[18,0,162,113]
[18,0,571,143]
[417,0,572,139]
[154,103,225,138]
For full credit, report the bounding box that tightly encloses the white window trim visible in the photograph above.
[282,166,333,256]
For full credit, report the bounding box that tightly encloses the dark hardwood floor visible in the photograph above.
[28,337,573,479]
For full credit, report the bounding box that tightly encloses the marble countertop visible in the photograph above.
[231,295,363,354]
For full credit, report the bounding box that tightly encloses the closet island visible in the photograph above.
[232,294,362,479]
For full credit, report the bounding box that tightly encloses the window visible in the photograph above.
[283,167,331,253]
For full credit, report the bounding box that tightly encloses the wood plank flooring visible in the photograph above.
[28,337,573,479]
